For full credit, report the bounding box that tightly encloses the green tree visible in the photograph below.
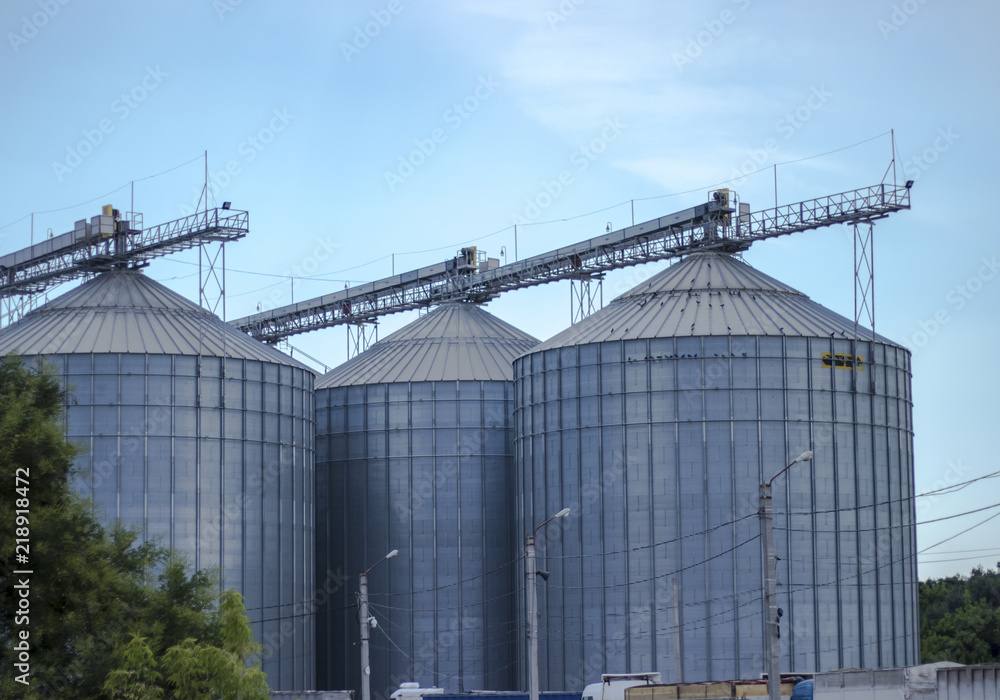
[0,355,270,698]
[103,635,165,700]
[920,564,1000,664]
[922,593,1000,663]
[105,590,268,700]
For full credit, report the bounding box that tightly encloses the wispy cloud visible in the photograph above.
[447,2,783,182]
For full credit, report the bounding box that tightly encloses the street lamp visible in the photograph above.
[360,548,398,700]
[527,508,570,700]
[760,451,812,700]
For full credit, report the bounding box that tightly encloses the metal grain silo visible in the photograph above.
[0,269,315,692]
[315,302,539,696]
[514,251,917,688]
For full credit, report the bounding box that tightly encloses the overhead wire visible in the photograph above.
[0,153,204,231]
[345,485,983,679]
[918,553,1000,565]
[541,512,758,562]
[537,534,927,651]
[775,500,1000,534]
[372,621,522,683]
[543,534,761,591]
[360,475,999,618]
[917,509,1000,554]
[763,469,1000,518]
[150,132,896,290]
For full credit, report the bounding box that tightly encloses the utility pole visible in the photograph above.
[359,572,372,700]
[672,578,682,683]
[760,482,780,700]
[526,508,570,700]
[759,450,812,700]
[526,533,540,700]
[360,548,398,700]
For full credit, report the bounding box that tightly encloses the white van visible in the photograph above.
[390,682,445,700]
[581,673,662,700]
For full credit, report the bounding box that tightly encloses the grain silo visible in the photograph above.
[0,269,315,692]
[514,251,918,689]
[315,301,539,696]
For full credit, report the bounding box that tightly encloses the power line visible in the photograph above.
[0,154,203,231]
[775,500,1000,534]
[629,132,891,205]
[766,469,1000,518]
[918,553,1000,565]
[918,546,1000,555]
[372,622,521,684]
[374,556,520,598]
[355,485,998,608]
[164,132,894,288]
[916,468,1000,497]
[543,534,761,591]
[918,509,1000,554]
[543,512,758,562]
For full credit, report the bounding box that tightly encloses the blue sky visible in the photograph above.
[1,0,997,580]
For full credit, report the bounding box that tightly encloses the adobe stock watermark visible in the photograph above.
[413,615,482,668]
[394,402,507,525]
[253,232,341,313]
[672,0,751,72]
[179,107,295,216]
[341,0,404,62]
[916,460,972,519]
[561,636,627,692]
[51,65,168,183]
[511,117,626,225]
[259,566,351,662]
[546,0,586,29]
[728,85,833,187]
[901,127,958,184]
[213,0,243,21]
[7,0,71,54]
[902,254,998,352]
[384,75,501,192]
[877,0,931,39]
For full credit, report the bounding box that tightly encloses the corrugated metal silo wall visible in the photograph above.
[513,335,918,690]
[40,352,315,691]
[316,380,517,696]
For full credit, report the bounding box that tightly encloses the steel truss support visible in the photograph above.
[853,220,875,337]
[570,274,604,324]
[199,241,227,320]
[232,184,912,343]
[347,322,377,359]
[1,294,43,328]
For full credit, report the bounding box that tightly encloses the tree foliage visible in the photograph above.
[920,564,1000,664]
[0,355,268,698]
[105,590,269,700]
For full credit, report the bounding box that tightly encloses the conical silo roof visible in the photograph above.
[0,269,309,369]
[318,302,539,387]
[531,251,897,350]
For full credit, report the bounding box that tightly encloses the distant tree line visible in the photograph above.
[920,563,1000,664]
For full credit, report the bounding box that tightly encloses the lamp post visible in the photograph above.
[760,451,812,700]
[527,507,570,700]
[360,548,398,700]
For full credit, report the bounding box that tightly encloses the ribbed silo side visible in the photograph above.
[318,379,518,695]
[0,270,316,692]
[513,252,917,690]
[315,303,538,696]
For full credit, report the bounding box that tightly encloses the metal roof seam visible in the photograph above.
[529,252,904,350]
[0,271,312,370]
[318,304,538,387]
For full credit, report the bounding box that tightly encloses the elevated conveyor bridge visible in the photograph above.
[0,207,248,325]
[232,183,911,344]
